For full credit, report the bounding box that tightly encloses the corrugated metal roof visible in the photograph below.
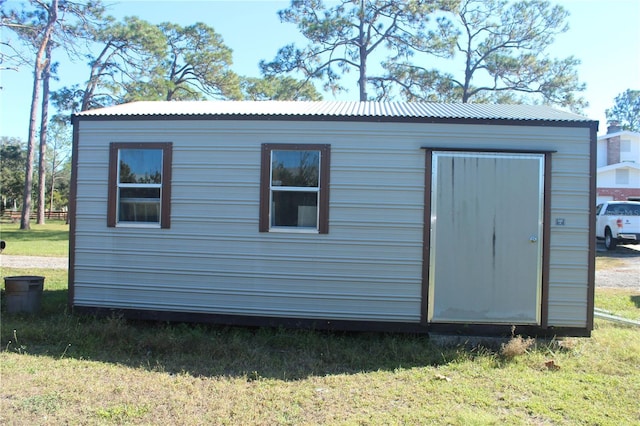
[74,100,593,123]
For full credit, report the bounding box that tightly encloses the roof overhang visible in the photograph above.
[597,130,640,140]
[597,162,640,173]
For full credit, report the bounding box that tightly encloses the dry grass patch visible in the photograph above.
[595,255,627,270]
[500,333,535,360]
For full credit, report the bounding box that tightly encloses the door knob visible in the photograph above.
[529,235,538,243]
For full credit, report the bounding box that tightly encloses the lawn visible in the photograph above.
[1,265,639,424]
[1,228,639,424]
[0,220,69,257]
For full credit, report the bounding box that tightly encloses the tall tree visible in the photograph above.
[260,0,457,101]
[606,89,640,132]
[241,76,322,101]
[5,0,105,229]
[52,16,166,115]
[37,40,53,224]
[19,0,58,230]
[53,20,241,120]
[123,22,242,102]
[386,0,586,111]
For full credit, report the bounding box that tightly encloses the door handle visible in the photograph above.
[529,235,538,243]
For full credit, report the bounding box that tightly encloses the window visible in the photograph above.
[620,139,631,152]
[620,139,634,163]
[108,143,172,228]
[606,203,640,216]
[615,168,629,185]
[259,144,330,233]
[595,204,603,215]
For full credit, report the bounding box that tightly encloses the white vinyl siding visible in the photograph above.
[73,119,592,327]
[598,166,640,188]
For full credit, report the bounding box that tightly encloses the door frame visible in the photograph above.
[420,147,554,330]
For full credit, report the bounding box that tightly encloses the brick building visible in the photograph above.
[596,122,640,203]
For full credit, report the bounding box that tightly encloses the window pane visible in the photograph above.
[272,191,317,227]
[119,149,163,184]
[615,169,629,185]
[272,150,319,187]
[119,187,161,223]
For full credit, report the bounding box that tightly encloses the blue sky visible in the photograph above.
[1,0,639,140]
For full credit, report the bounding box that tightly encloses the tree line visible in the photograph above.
[1,0,324,230]
[1,126,71,218]
[1,0,637,230]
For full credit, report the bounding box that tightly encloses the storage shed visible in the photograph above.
[70,101,598,336]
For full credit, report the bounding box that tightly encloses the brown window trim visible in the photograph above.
[107,142,172,228]
[259,143,330,234]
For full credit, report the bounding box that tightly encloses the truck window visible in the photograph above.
[605,205,620,215]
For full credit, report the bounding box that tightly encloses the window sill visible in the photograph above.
[115,222,162,229]
[268,227,319,234]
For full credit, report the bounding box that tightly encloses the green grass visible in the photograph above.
[0,220,69,257]
[1,228,639,424]
[595,288,640,321]
[1,266,639,425]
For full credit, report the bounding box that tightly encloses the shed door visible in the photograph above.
[428,151,544,324]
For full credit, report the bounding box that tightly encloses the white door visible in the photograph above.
[428,151,545,324]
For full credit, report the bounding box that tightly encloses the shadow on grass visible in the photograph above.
[596,243,640,259]
[632,295,640,309]
[1,289,505,381]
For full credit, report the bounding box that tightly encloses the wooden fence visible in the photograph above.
[2,210,68,222]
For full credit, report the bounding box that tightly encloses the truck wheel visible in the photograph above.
[604,228,618,250]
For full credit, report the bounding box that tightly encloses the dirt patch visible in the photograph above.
[0,255,68,270]
[595,244,640,290]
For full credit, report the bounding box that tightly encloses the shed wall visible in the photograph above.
[72,119,592,327]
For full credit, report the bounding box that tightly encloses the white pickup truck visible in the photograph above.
[595,201,640,250]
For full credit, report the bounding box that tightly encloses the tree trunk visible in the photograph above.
[359,55,367,102]
[358,0,367,102]
[461,49,473,103]
[49,172,56,217]
[37,42,53,225]
[81,42,112,111]
[21,66,42,230]
[20,0,58,230]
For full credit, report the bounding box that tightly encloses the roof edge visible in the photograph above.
[597,162,640,172]
[597,130,640,140]
[72,101,597,127]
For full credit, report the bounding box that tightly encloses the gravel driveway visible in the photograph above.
[2,247,639,290]
[1,255,68,270]
[595,244,640,290]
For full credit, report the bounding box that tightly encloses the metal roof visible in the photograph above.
[74,100,594,123]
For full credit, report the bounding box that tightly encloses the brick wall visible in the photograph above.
[606,135,620,165]
[597,187,640,201]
